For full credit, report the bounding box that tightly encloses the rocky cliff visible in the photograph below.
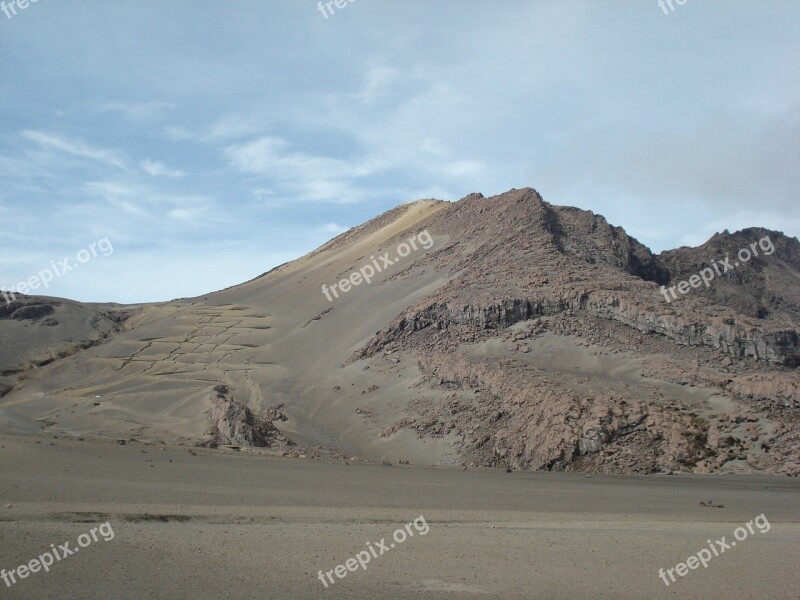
[350,189,800,475]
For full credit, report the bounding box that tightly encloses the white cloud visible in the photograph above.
[253,188,274,198]
[140,159,185,178]
[225,136,365,178]
[83,181,148,216]
[21,130,129,171]
[159,114,270,144]
[83,181,215,225]
[224,136,387,203]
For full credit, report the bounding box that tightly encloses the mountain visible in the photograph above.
[1,188,798,475]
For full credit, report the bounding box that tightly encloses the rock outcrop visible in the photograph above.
[349,189,800,475]
[201,385,292,448]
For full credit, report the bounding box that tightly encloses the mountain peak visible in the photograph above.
[2,189,798,477]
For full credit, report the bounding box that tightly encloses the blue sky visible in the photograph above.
[1,0,797,303]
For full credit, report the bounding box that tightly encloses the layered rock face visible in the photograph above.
[356,190,798,366]
[351,189,800,475]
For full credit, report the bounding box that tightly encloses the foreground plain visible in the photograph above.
[1,434,799,599]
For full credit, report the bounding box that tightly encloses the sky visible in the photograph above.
[0,0,797,303]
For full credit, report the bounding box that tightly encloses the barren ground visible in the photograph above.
[1,435,798,599]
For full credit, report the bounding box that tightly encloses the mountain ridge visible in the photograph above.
[1,188,798,475]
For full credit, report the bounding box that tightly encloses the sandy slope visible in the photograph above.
[1,434,798,599]
[0,201,454,460]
